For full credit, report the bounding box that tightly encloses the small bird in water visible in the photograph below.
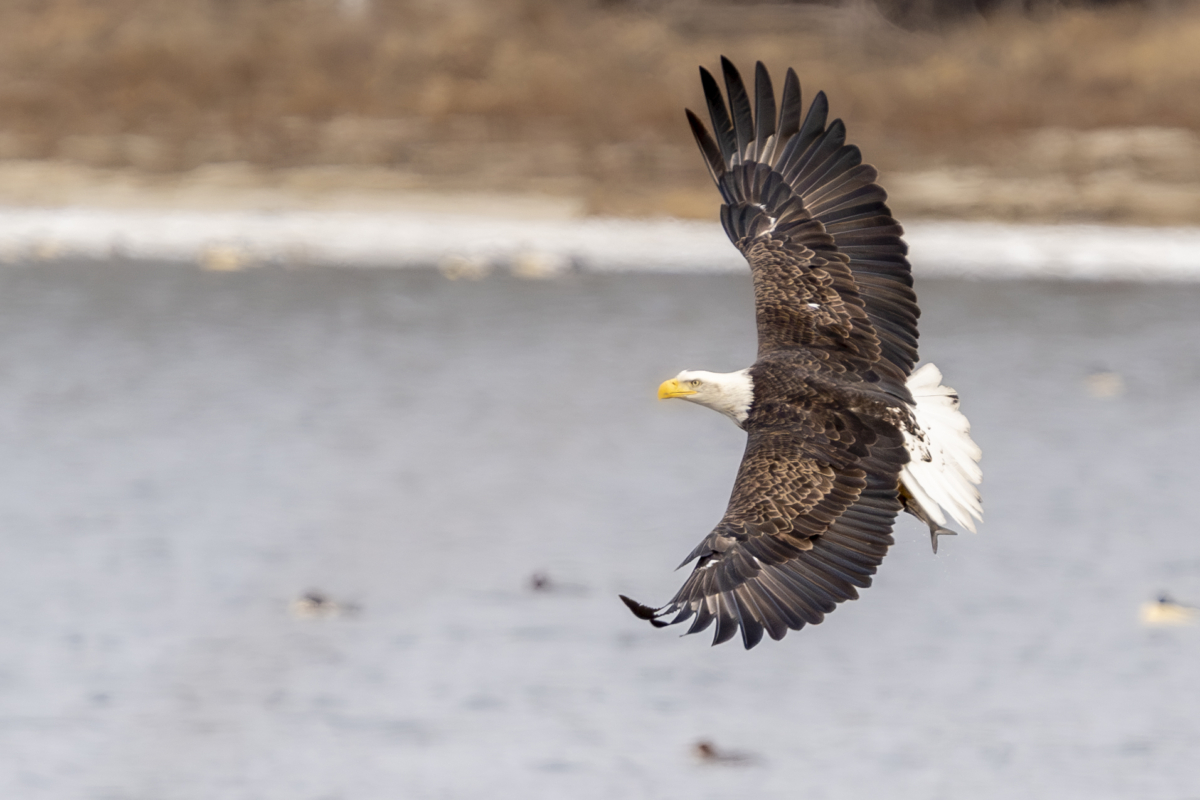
[289,590,358,619]
[1139,593,1198,626]
[693,740,755,765]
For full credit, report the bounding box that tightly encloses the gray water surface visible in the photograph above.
[0,262,1198,799]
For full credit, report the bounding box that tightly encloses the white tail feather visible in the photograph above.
[900,363,983,533]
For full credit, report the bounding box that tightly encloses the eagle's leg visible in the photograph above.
[927,524,956,555]
[899,490,956,554]
[619,595,672,628]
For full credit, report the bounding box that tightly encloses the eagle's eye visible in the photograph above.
[690,380,702,387]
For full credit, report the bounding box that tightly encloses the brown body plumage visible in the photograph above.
[621,58,958,649]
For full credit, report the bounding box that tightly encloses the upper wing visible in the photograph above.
[688,58,919,389]
[623,406,907,649]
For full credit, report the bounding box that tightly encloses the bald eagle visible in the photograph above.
[620,58,982,649]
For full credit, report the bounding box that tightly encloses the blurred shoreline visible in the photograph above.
[3,1,1200,225]
[2,153,1199,227]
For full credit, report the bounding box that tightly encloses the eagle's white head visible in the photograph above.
[658,369,754,426]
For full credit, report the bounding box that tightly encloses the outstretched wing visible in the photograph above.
[623,408,906,649]
[688,58,919,391]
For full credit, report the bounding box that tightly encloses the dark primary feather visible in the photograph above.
[721,57,755,162]
[626,59,923,648]
[752,62,775,160]
[700,67,737,167]
[775,69,803,154]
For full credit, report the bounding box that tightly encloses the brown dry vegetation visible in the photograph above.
[1,0,1199,222]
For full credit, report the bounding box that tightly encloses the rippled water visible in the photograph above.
[0,261,1198,799]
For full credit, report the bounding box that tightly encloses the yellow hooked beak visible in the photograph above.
[658,378,697,400]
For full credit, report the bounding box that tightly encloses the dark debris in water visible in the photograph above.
[693,739,757,766]
[527,571,587,595]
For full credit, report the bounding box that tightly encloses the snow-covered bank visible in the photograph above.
[1,206,1199,280]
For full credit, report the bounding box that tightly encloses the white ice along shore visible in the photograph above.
[2,205,1200,280]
